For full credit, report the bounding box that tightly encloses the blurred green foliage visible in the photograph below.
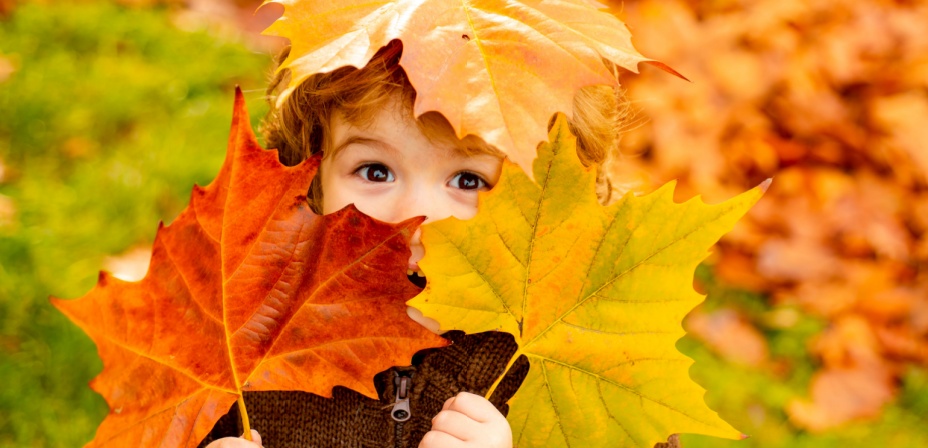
[1,1,926,448]
[0,1,270,445]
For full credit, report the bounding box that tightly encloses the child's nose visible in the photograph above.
[393,188,453,225]
[408,228,424,258]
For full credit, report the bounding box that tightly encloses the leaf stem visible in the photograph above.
[237,395,253,441]
[485,349,523,400]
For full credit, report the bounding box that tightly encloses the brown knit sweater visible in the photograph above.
[198,331,680,448]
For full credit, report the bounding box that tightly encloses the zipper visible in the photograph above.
[391,370,413,448]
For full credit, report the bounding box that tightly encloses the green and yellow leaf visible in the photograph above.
[409,114,766,447]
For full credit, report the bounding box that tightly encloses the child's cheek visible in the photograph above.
[446,191,480,221]
[331,183,399,223]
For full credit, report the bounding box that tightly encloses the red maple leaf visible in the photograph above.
[52,88,448,447]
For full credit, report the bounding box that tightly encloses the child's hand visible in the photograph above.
[204,430,263,448]
[420,392,512,448]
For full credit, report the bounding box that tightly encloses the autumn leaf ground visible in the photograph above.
[1,1,927,447]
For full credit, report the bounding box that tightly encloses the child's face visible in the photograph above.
[319,97,503,273]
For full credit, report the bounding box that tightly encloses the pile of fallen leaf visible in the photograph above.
[614,0,928,431]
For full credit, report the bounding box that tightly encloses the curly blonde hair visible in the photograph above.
[261,40,630,209]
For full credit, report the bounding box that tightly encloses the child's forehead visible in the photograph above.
[332,102,503,161]
[328,131,501,166]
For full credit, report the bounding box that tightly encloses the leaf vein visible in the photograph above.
[159,221,223,325]
[522,139,557,338]
[438,227,518,319]
[527,196,723,347]
[95,387,212,444]
[259,334,430,364]
[535,356,721,428]
[91,333,236,395]
[558,320,677,336]
[541,361,571,448]
[595,374,633,443]
[254,222,416,371]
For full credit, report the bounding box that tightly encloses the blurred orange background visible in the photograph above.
[612,0,927,435]
[1,0,926,446]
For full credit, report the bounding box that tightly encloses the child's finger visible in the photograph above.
[203,433,263,448]
[247,430,263,446]
[431,409,481,440]
[444,392,500,423]
[419,429,468,448]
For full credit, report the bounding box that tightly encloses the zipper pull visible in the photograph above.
[391,373,412,422]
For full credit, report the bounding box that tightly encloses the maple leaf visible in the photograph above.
[260,0,672,174]
[408,115,766,447]
[52,88,447,447]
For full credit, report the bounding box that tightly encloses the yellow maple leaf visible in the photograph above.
[261,0,654,174]
[409,115,766,447]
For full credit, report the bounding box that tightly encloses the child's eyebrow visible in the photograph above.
[331,135,404,160]
[447,146,505,163]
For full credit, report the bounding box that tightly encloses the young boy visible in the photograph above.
[201,40,627,448]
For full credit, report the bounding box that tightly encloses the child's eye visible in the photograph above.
[356,163,395,182]
[450,172,488,191]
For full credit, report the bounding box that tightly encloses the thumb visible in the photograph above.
[244,430,263,447]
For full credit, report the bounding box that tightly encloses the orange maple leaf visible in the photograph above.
[260,0,675,174]
[52,88,448,447]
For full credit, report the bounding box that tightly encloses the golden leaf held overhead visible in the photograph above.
[52,89,447,447]
[261,0,673,174]
[409,115,766,447]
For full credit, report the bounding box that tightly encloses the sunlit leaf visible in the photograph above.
[261,0,661,174]
[410,114,765,447]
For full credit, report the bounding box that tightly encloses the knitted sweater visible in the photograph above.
[198,331,680,448]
